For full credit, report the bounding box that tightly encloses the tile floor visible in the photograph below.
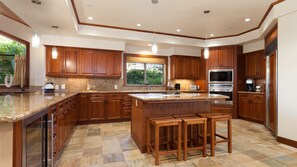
[57,119,297,167]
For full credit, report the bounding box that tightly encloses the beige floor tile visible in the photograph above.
[123,149,145,161]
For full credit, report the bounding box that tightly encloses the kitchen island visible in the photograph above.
[129,93,228,153]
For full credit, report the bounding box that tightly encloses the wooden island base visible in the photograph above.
[131,98,212,153]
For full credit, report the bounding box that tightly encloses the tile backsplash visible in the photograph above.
[46,77,166,92]
[170,79,196,90]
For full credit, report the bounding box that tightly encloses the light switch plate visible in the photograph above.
[114,85,118,90]
[61,84,66,90]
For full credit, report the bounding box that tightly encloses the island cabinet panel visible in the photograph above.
[208,46,234,69]
[245,50,265,79]
[46,46,122,78]
[80,49,94,76]
[211,105,232,115]
[238,93,265,123]
[170,55,200,79]
[63,48,79,75]
[89,95,106,120]
[46,46,63,76]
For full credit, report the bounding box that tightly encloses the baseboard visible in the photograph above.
[277,136,297,148]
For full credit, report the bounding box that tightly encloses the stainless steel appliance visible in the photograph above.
[246,79,254,91]
[209,69,233,84]
[209,84,233,101]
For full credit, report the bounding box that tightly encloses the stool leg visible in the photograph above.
[177,122,181,161]
[166,126,170,150]
[190,125,193,147]
[203,121,207,157]
[211,119,215,157]
[147,119,151,154]
[155,125,160,166]
[228,118,232,153]
[183,122,188,161]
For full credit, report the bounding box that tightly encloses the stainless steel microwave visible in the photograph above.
[209,69,233,84]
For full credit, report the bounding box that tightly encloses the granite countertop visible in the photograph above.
[237,91,265,94]
[0,91,78,122]
[129,93,228,102]
[80,90,206,93]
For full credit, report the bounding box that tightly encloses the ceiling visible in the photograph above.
[73,0,277,38]
[1,0,281,48]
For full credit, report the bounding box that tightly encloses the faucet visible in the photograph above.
[145,82,150,91]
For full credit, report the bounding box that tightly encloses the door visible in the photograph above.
[107,51,122,77]
[238,94,251,119]
[56,112,64,153]
[220,46,234,68]
[269,52,277,132]
[89,95,106,120]
[94,50,107,76]
[80,49,94,76]
[63,48,79,75]
[46,47,63,76]
[209,48,220,69]
[107,94,122,119]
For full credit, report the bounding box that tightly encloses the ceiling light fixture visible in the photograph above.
[148,44,152,47]
[51,26,59,59]
[31,0,41,5]
[177,29,181,32]
[137,23,141,27]
[203,10,211,59]
[210,34,214,37]
[88,16,93,20]
[31,0,41,48]
[151,0,158,54]
[245,18,251,22]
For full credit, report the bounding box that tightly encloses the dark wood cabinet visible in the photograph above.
[211,105,233,115]
[245,50,265,79]
[89,95,106,121]
[46,46,122,78]
[208,46,234,69]
[238,93,265,123]
[122,95,132,119]
[78,94,89,122]
[107,94,122,119]
[171,55,200,79]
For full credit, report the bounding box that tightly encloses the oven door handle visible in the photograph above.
[47,114,54,167]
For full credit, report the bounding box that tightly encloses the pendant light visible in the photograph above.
[52,26,58,59]
[32,32,40,48]
[151,0,158,54]
[203,10,210,59]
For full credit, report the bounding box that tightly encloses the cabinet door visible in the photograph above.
[46,47,63,76]
[80,49,94,76]
[256,51,266,78]
[174,56,184,78]
[63,48,79,75]
[107,94,122,120]
[191,57,199,79]
[209,48,220,69]
[78,94,89,122]
[56,112,64,153]
[89,95,106,121]
[245,53,257,78]
[107,51,122,77]
[220,46,234,68]
[251,95,265,122]
[238,94,251,119]
[94,50,107,76]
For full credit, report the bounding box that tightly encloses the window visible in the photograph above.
[125,55,167,86]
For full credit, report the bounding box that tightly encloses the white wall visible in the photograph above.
[243,40,265,53]
[278,10,297,141]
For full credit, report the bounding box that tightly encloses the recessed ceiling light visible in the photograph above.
[88,16,93,20]
[245,18,251,22]
[148,44,152,46]
[210,34,214,37]
[176,29,181,32]
[137,23,141,27]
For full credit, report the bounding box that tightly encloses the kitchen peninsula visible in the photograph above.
[129,93,228,153]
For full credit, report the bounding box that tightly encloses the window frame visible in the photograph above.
[124,54,168,87]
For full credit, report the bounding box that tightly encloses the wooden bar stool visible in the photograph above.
[147,117,182,165]
[198,113,232,156]
[172,114,207,160]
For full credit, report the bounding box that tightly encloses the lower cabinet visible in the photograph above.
[78,93,131,124]
[238,93,265,123]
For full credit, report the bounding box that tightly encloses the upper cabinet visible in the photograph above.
[170,55,200,79]
[245,50,265,79]
[46,46,122,78]
[208,46,234,69]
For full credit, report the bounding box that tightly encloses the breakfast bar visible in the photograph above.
[129,93,228,153]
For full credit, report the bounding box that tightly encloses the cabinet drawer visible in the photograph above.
[252,94,264,100]
[238,93,250,98]
[211,106,232,114]
[108,94,123,99]
[90,94,105,99]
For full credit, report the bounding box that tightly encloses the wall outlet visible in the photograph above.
[61,84,66,90]
[114,84,118,90]
[55,85,59,90]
